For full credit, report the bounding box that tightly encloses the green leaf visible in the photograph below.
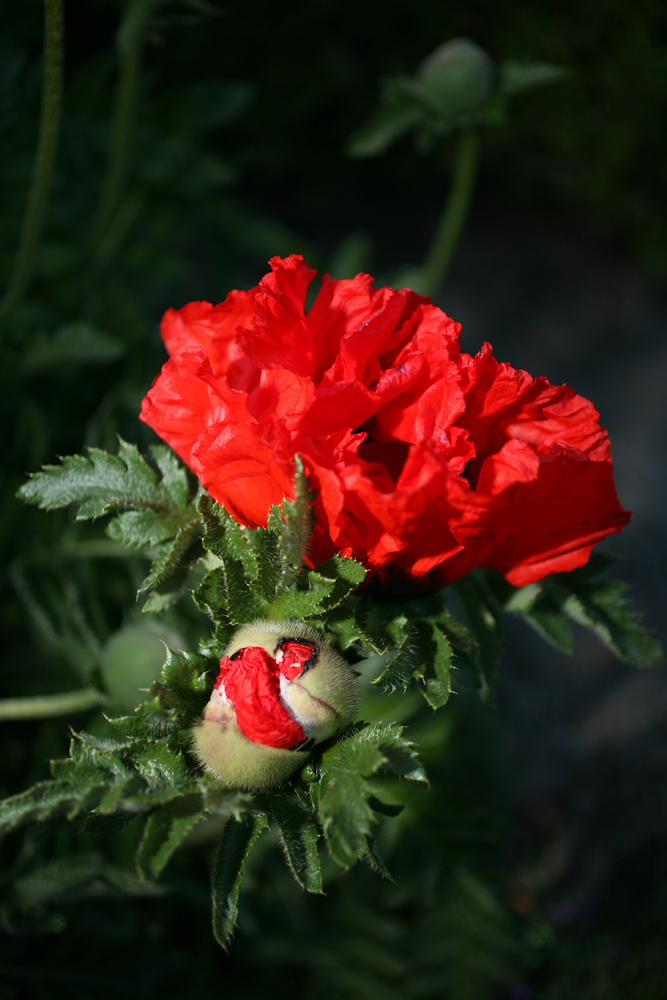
[0,761,111,832]
[318,723,425,868]
[359,835,395,881]
[17,438,165,518]
[419,621,453,710]
[268,455,315,588]
[155,647,212,721]
[106,509,182,548]
[138,519,201,594]
[136,793,205,879]
[555,574,663,668]
[346,85,423,158]
[211,811,269,948]
[133,742,190,790]
[523,591,574,653]
[310,555,367,612]
[270,570,335,619]
[268,790,322,893]
[500,61,569,97]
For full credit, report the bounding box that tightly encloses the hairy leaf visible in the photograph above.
[268,790,322,893]
[318,723,425,868]
[211,811,269,948]
[136,793,205,879]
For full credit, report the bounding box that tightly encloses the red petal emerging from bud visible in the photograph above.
[216,646,305,749]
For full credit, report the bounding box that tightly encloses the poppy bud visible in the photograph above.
[192,620,359,789]
[417,38,494,121]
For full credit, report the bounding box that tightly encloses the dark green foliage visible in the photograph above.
[479,555,664,670]
[212,811,270,948]
[315,722,425,869]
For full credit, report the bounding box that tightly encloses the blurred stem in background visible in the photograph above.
[0,687,106,721]
[89,0,163,255]
[420,131,479,296]
[0,0,63,326]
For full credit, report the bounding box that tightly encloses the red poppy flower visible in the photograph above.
[140,255,630,590]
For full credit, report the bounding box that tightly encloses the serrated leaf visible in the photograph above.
[17,438,182,520]
[138,519,201,594]
[318,723,424,868]
[220,551,267,624]
[136,793,204,879]
[0,765,111,832]
[268,790,322,893]
[211,811,269,948]
[523,592,574,653]
[248,528,281,601]
[359,835,395,881]
[107,509,182,548]
[270,571,335,619]
[198,494,257,578]
[310,555,366,611]
[150,445,193,508]
[133,742,190,789]
[269,455,315,588]
[155,647,212,720]
[420,622,453,709]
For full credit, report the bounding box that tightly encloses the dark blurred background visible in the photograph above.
[1,1,666,997]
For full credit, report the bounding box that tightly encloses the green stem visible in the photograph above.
[420,131,479,296]
[89,0,160,251]
[0,687,106,722]
[0,0,64,324]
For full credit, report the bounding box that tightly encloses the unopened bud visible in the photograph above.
[192,620,359,789]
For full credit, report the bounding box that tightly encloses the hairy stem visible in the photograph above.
[0,0,64,324]
[420,131,479,296]
[0,687,106,722]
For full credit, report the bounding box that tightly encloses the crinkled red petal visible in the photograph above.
[217,647,305,749]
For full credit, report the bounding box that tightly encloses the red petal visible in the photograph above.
[217,648,305,749]
[161,294,257,387]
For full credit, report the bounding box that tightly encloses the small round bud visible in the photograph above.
[417,38,494,121]
[192,620,359,790]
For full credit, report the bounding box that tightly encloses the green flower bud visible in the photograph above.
[192,620,359,790]
[417,38,494,121]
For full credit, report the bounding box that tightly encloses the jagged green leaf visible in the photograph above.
[419,621,454,709]
[138,519,201,594]
[107,509,182,548]
[318,723,425,868]
[136,793,205,879]
[556,576,663,668]
[310,555,367,611]
[267,455,315,588]
[522,591,574,653]
[133,742,190,789]
[270,571,336,619]
[154,647,212,721]
[0,760,111,832]
[211,811,269,948]
[268,790,322,893]
[17,438,189,521]
[359,835,395,881]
